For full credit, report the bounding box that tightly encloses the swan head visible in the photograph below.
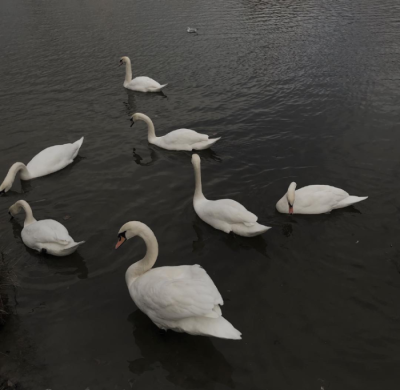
[8,201,23,217]
[286,182,297,214]
[191,153,201,166]
[130,113,141,127]
[0,177,13,194]
[119,56,130,67]
[116,221,149,249]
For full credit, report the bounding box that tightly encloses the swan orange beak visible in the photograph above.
[115,236,126,249]
[289,206,293,214]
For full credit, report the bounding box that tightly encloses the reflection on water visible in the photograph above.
[192,216,268,257]
[1,0,400,388]
[132,145,222,167]
[43,252,88,280]
[128,310,234,389]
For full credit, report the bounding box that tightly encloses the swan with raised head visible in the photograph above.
[130,113,221,151]
[115,221,241,339]
[0,137,84,194]
[119,56,167,93]
[191,154,270,236]
[9,200,84,256]
[276,182,368,214]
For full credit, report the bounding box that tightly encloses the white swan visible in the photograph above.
[0,137,84,194]
[191,154,270,237]
[115,221,241,340]
[131,113,221,151]
[276,182,368,214]
[119,56,167,93]
[9,200,84,256]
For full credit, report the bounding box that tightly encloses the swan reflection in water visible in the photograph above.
[124,88,167,117]
[127,310,234,389]
[132,145,222,167]
[192,216,269,258]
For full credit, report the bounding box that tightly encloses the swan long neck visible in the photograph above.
[125,226,159,285]
[125,58,133,83]
[140,115,157,141]
[193,161,205,200]
[15,200,36,226]
[0,163,30,192]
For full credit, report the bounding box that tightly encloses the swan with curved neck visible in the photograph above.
[115,221,241,339]
[130,113,221,151]
[191,154,270,237]
[276,182,368,214]
[0,137,84,194]
[119,56,167,93]
[9,200,84,256]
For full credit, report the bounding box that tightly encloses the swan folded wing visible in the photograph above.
[162,129,208,145]
[26,220,73,246]
[139,265,223,320]
[204,199,258,225]
[26,144,77,177]
[130,76,160,89]
[297,186,349,210]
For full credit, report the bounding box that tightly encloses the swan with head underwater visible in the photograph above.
[0,137,84,194]
[276,182,368,214]
[119,56,168,93]
[130,113,221,151]
[115,221,241,340]
[191,154,270,236]
[8,200,84,256]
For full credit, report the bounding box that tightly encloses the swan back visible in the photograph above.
[276,184,367,214]
[26,137,83,178]
[22,219,84,256]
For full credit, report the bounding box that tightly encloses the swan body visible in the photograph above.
[9,200,84,256]
[119,56,167,92]
[276,182,368,214]
[116,221,241,340]
[131,113,221,151]
[191,154,270,237]
[0,137,84,193]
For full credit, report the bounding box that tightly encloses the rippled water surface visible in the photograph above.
[1,0,400,388]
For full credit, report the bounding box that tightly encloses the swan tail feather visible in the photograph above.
[180,316,242,340]
[74,137,84,149]
[334,196,368,209]
[71,137,84,160]
[62,241,85,252]
[232,222,271,237]
[149,83,168,92]
[192,137,221,150]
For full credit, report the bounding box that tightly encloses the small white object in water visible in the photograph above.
[187,27,198,33]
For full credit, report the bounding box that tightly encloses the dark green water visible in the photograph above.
[1,0,400,389]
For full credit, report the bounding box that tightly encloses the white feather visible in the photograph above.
[118,221,241,340]
[276,183,368,214]
[120,56,167,93]
[9,201,84,257]
[191,154,270,237]
[132,113,221,151]
[0,137,83,193]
